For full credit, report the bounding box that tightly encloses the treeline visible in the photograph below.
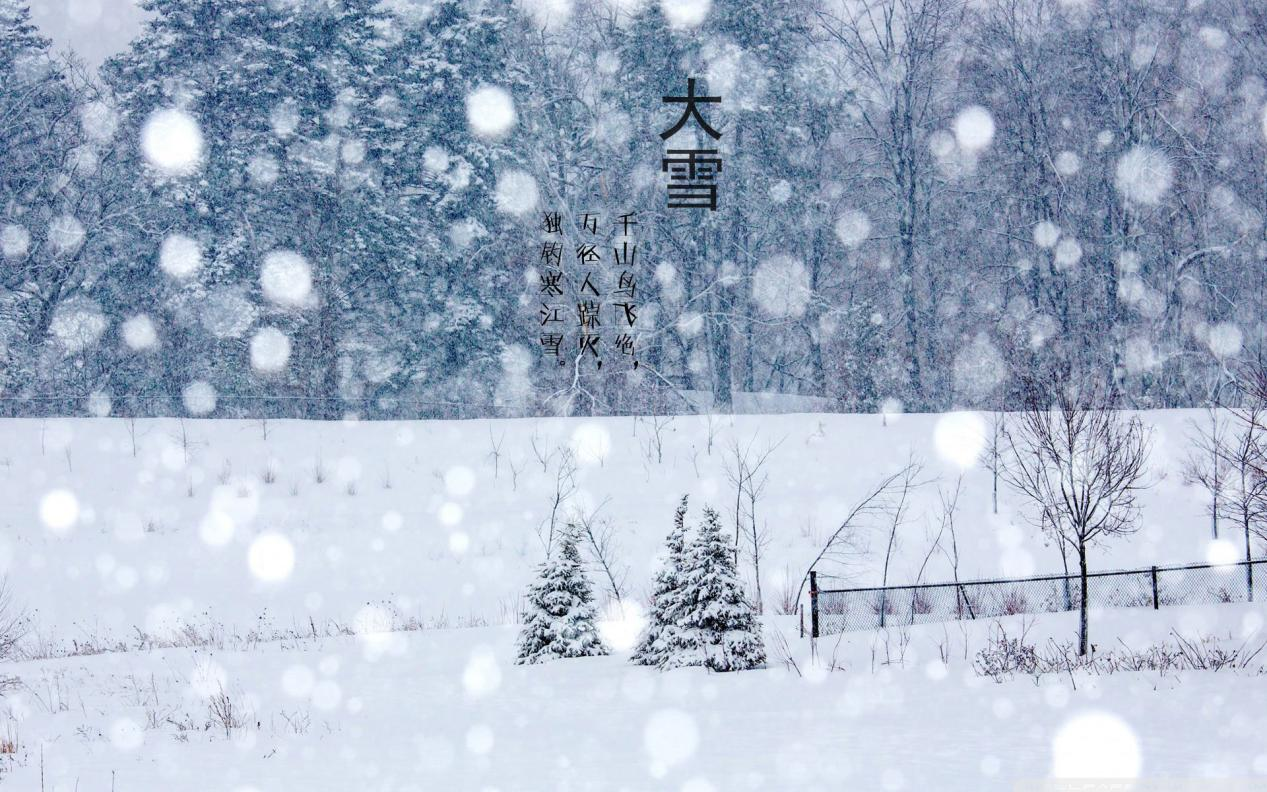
[2,0,1266,419]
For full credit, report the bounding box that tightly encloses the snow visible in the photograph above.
[158,233,203,279]
[1050,711,1141,779]
[246,154,280,186]
[181,380,217,415]
[751,254,811,319]
[260,250,314,308]
[1053,235,1082,269]
[201,287,258,339]
[952,333,1006,402]
[1206,321,1243,358]
[514,0,574,30]
[1206,538,1239,565]
[1053,150,1081,176]
[3,410,1266,789]
[141,108,203,175]
[79,99,118,142]
[953,105,995,151]
[833,209,871,248]
[270,100,300,138]
[37,488,79,533]
[660,0,711,29]
[1114,145,1174,206]
[121,314,159,351]
[493,169,540,217]
[1032,220,1060,249]
[49,296,107,352]
[2,606,1264,791]
[465,85,517,140]
[0,223,30,260]
[47,214,85,255]
[247,532,295,582]
[249,326,292,373]
[933,411,987,469]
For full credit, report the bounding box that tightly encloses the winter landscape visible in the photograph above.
[5,0,1267,789]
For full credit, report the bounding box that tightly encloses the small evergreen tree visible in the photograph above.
[630,495,691,666]
[669,507,766,672]
[515,523,608,665]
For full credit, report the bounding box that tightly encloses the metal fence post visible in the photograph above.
[1150,566,1159,610]
[810,571,820,639]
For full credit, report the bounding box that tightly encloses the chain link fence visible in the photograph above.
[810,559,1267,637]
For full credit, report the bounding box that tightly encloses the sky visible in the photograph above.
[30,0,148,66]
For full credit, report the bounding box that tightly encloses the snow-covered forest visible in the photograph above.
[5,0,1267,789]
[5,0,1267,419]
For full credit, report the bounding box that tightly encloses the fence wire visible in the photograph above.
[812,559,1267,636]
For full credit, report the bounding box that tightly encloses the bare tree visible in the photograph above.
[1227,369,1267,598]
[985,412,1006,515]
[876,459,924,626]
[1003,374,1152,655]
[797,461,922,609]
[812,0,965,407]
[1183,408,1232,541]
[0,579,27,661]
[575,502,628,606]
[538,447,578,555]
[725,435,784,613]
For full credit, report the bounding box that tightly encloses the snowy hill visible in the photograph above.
[0,409,1231,644]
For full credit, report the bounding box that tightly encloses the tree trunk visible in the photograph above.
[1077,541,1089,656]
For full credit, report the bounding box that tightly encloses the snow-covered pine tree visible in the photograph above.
[515,523,608,665]
[669,506,766,672]
[630,495,691,666]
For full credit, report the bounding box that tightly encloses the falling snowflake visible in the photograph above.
[39,489,80,534]
[250,326,292,373]
[952,332,1005,402]
[751,255,811,319]
[1114,145,1173,206]
[1054,150,1081,176]
[248,532,295,582]
[643,709,699,775]
[834,209,871,248]
[1053,236,1082,269]
[159,234,203,279]
[260,250,314,307]
[1033,221,1060,249]
[953,105,995,151]
[86,390,112,417]
[0,224,30,260]
[493,170,540,217]
[201,288,258,339]
[48,214,86,256]
[50,297,107,353]
[933,412,987,469]
[660,0,711,29]
[182,380,217,416]
[1206,321,1242,358]
[570,422,611,466]
[514,0,574,31]
[465,86,517,140]
[1051,711,1140,779]
[141,108,203,175]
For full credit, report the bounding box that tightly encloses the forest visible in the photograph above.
[3,0,1267,419]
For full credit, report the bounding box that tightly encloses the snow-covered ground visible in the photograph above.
[1,410,1263,789]
[2,606,1264,791]
[0,410,1235,641]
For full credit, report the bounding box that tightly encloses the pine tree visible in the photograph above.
[630,495,691,666]
[515,523,608,665]
[669,507,766,672]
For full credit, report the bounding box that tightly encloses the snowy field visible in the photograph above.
[0,410,1235,640]
[1,410,1264,789]
[3,607,1265,791]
